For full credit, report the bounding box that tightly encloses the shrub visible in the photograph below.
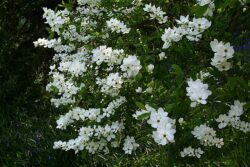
[35,0,250,166]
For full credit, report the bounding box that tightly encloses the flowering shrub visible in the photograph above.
[35,0,250,165]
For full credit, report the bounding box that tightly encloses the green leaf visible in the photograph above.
[137,112,150,120]
[191,4,209,17]
[46,27,55,39]
[244,102,250,110]
[135,102,146,110]
[164,103,176,111]
[17,17,26,30]
[216,0,238,11]
[59,0,73,10]
[172,64,184,86]
[135,73,143,81]
[172,64,184,76]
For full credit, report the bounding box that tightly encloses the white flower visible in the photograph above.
[192,124,214,140]
[196,0,212,6]
[228,100,245,118]
[106,18,131,34]
[214,62,232,71]
[58,52,88,77]
[144,87,153,93]
[135,105,176,145]
[143,106,176,145]
[106,73,123,89]
[46,72,84,107]
[33,38,57,48]
[210,39,235,71]
[161,16,211,49]
[102,96,126,118]
[210,39,224,52]
[121,55,142,78]
[135,87,142,93]
[77,0,101,6]
[176,15,190,25]
[210,39,234,59]
[97,73,124,96]
[186,17,211,41]
[194,147,204,158]
[159,52,167,60]
[147,64,154,73]
[143,4,168,24]
[123,136,139,154]
[42,8,69,33]
[92,45,126,67]
[216,114,229,129]
[180,146,204,158]
[152,122,176,145]
[92,45,113,65]
[178,118,185,126]
[143,104,157,113]
[186,78,212,107]
[204,2,215,17]
[189,17,211,31]
[192,124,224,148]
[216,100,250,133]
[161,27,183,49]
[197,71,211,80]
[147,108,169,128]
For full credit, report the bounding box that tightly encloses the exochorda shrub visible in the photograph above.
[34,0,250,163]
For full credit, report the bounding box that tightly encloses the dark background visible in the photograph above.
[0,0,79,166]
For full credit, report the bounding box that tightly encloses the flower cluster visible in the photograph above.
[143,3,168,24]
[91,45,142,96]
[134,105,176,145]
[58,52,88,77]
[42,7,69,33]
[192,124,224,148]
[33,38,57,48]
[53,97,127,154]
[106,18,131,34]
[53,121,125,154]
[121,55,142,78]
[123,136,139,154]
[180,147,204,158]
[186,78,212,107]
[113,0,143,14]
[210,39,235,71]
[35,1,143,155]
[216,100,250,133]
[56,96,126,129]
[77,0,101,6]
[46,72,85,107]
[96,73,124,96]
[92,45,124,66]
[62,24,92,43]
[161,15,211,49]
[197,70,211,81]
